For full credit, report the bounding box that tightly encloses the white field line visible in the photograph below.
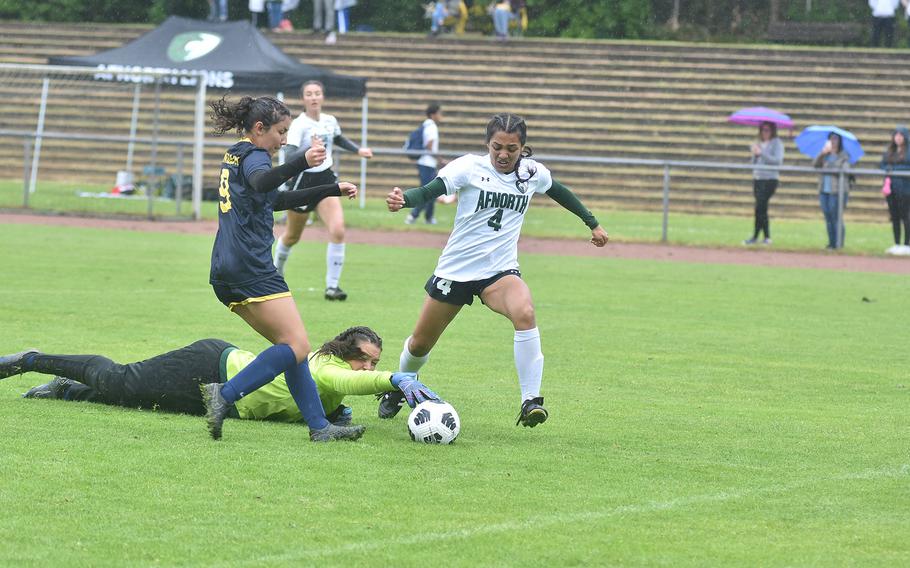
[218,464,909,566]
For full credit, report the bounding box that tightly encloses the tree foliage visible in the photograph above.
[525,0,651,39]
[0,0,877,40]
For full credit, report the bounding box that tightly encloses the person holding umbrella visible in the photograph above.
[812,134,852,249]
[796,125,864,250]
[744,121,784,246]
[727,108,791,246]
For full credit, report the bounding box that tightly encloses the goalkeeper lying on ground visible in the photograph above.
[0,326,438,427]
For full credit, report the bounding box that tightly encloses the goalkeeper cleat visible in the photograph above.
[516,396,548,428]
[22,376,78,399]
[0,349,39,380]
[201,383,230,441]
[326,404,353,426]
[377,390,405,419]
[309,422,365,442]
[324,286,348,301]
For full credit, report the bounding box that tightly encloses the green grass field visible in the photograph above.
[0,220,908,566]
[1,178,901,255]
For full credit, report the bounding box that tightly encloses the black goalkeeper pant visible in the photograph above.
[28,339,234,415]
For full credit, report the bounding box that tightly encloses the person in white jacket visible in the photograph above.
[870,0,900,47]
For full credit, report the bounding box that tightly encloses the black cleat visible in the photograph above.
[326,404,353,426]
[516,396,548,428]
[201,383,230,440]
[22,376,78,399]
[0,349,39,380]
[377,390,405,419]
[324,286,348,301]
[309,422,365,442]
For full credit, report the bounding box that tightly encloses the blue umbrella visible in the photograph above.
[795,125,864,165]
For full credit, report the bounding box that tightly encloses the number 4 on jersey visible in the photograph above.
[487,208,504,231]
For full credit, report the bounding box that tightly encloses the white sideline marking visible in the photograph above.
[225,464,908,566]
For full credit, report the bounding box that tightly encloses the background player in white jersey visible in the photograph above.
[274,80,373,301]
[382,113,608,427]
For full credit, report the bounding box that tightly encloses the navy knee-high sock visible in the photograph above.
[285,359,330,430]
[220,344,296,404]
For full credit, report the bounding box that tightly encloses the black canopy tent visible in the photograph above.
[45,16,369,218]
[48,16,366,96]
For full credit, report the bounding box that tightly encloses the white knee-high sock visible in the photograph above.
[514,327,544,402]
[274,239,292,276]
[399,336,429,372]
[326,242,345,288]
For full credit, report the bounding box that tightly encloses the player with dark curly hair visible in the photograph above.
[206,94,363,442]
[0,327,439,426]
[383,112,608,427]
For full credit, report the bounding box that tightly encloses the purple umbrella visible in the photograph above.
[727,107,794,129]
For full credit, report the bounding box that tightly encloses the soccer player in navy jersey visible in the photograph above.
[205,94,364,442]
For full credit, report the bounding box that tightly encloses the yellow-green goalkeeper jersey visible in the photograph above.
[221,348,396,422]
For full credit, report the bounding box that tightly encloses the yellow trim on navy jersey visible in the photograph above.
[227,291,292,311]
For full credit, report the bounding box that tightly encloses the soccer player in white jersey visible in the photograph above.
[274,80,373,301]
[381,113,609,427]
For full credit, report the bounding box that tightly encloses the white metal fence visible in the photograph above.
[0,63,207,218]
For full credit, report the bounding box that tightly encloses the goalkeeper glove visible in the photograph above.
[390,372,439,408]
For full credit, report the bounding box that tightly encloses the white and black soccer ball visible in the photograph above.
[407,400,460,444]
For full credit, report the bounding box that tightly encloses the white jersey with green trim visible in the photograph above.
[435,153,552,282]
[286,112,342,173]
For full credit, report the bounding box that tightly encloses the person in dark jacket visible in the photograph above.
[879,125,910,255]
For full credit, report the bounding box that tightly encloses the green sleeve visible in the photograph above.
[545,179,600,230]
[310,354,396,397]
[402,178,447,208]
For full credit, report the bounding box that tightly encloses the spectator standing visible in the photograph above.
[314,0,336,42]
[813,133,851,250]
[208,0,228,22]
[451,0,469,35]
[491,0,515,41]
[249,0,266,26]
[879,126,910,254]
[510,0,527,37]
[869,0,900,47]
[406,103,444,225]
[743,121,784,246]
[429,2,448,37]
[335,0,357,35]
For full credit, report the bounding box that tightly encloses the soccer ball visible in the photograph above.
[407,400,460,444]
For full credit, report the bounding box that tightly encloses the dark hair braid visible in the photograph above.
[486,112,535,180]
[210,94,290,136]
[315,326,383,361]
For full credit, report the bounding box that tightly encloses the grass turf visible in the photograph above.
[0,223,908,566]
[0,178,901,255]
